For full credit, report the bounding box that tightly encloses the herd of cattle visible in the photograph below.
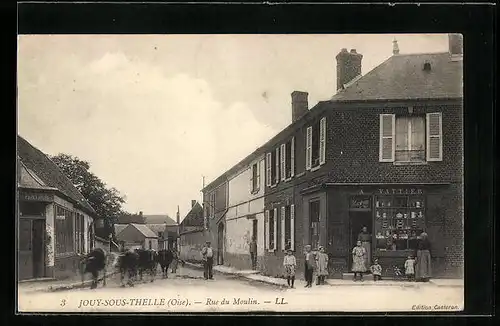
[80,247,184,289]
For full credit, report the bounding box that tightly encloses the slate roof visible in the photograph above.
[331,52,463,102]
[146,224,166,234]
[143,214,177,226]
[180,202,204,228]
[17,135,96,215]
[131,223,158,238]
[114,223,128,235]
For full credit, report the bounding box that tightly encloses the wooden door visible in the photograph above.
[18,219,33,280]
[32,219,45,278]
[217,223,224,265]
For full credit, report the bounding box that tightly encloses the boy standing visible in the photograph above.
[370,258,382,281]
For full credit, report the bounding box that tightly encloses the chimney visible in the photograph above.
[392,39,400,55]
[336,48,363,92]
[448,33,463,57]
[291,91,308,123]
[191,200,196,208]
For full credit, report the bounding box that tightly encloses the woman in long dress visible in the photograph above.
[358,226,371,270]
[415,232,432,282]
[352,240,367,281]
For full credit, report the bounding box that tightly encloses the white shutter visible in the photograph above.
[249,165,254,193]
[256,161,261,190]
[264,210,269,250]
[290,204,295,251]
[281,206,286,251]
[275,148,279,184]
[266,153,272,186]
[426,112,443,161]
[379,114,396,162]
[306,126,313,170]
[291,137,295,177]
[280,144,286,181]
[319,117,326,165]
[273,208,278,251]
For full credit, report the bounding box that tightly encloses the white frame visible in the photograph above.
[379,114,396,162]
[426,112,443,161]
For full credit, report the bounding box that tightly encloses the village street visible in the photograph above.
[18,266,464,313]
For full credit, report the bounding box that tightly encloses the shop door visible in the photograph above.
[18,219,33,280]
[309,201,321,249]
[217,223,224,265]
[348,211,372,268]
[32,219,45,278]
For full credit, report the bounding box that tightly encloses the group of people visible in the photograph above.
[352,226,432,282]
[281,226,432,287]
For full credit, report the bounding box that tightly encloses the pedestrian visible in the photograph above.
[404,255,416,281]
[201,241,214,280]
[358,226,372,268]
[249,237,257,270]
[170,245,179,273]
[415,232,432,282]
[283,248,297,288]
[370,258,382,281]
[352,240,367,281]
[315,246,329,285]
[304,244,316,288]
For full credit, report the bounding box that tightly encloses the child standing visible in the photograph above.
[404,255,416,281]
[352,240,367,281]
[370,258,382,281]
[283,249,297,288]
[304,245,316,287]
[315,246,329,285]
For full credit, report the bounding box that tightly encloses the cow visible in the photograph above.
[135,248,158,283]
[156,249,174,279]
[79,248,107,289]
[115,249,139,287]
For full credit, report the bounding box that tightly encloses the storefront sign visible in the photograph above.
[378,188,423,195]
[350,197,371,209]
[20,192,54,202]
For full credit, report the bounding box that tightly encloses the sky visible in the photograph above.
[17,34,449,220]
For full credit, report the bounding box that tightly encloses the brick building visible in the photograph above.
[203,34,463,279]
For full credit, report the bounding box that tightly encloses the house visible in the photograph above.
[179,200,207,262]
[115,223,159,251]
[17,135,97,281]
[202,34,463,279]
[143,214,178,249]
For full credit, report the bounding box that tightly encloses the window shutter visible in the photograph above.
[280,143,286,181]
[290,204,295,251]
[319,117,326,165]
[266,153,272,187]
[273,208,278,250]
[426,112,443,161]
[379,114,395,162]
[275,148,280,184]
[306,126,313,170]
[291,137,295,177]
[264,210,269,250]
[256,161,261,190]
[281,206,286,251]
[249,165,254,193]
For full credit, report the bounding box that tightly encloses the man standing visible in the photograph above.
[201,241,214,280]
[249,237,257,270]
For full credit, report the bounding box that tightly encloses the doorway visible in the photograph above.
[348,211,372,268]
[252,219,258,244]
[217,222,224,265]
[309,200,321,249]
[18,218,45,280]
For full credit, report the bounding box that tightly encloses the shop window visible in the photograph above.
[374,196,425,252]
[55,205,74,255]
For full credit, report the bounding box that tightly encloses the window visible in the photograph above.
[309,201,320,249]
[55,205,74,255]
[149,240,152,250]
[306,117,327,170]
[74,213,85,254]
[379,112,442,163]
[266,149,279,187]
[250,162,260,193]
[374,196,426,251]
[281,204,295,251]
[265,208,277,251]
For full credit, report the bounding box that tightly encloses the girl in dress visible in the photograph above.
[315,246,329,285]
[405,255,416,281]
[283,249,297,288]
[352,240,367,281]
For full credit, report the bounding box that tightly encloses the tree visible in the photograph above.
[51,153,127,239]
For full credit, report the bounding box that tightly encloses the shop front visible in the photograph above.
[324,184,455,278]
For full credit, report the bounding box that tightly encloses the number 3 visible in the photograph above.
[60,299,66,307]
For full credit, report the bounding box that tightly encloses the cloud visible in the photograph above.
[18,51,277,218]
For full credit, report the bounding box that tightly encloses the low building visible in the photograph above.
[115,223,158,251]
[179,200,205,262]
[17,135,97,280]
[143,214,178,249]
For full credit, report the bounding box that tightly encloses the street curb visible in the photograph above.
[18,278,57,284]
[47,271,120,292]
[183,262,462,289]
